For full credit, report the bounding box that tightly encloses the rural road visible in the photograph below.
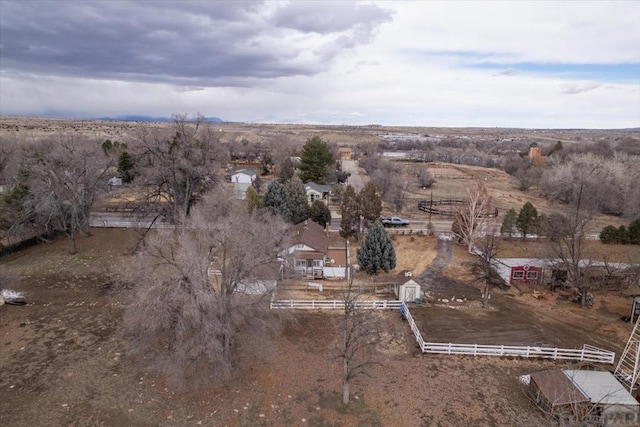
[342,159,365,192]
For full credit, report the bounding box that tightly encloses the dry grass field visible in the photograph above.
[2,227,639,426]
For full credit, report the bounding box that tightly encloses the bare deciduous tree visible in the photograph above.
[546,185,593,306]
[339,272,380,405]
[13,135,111,253]
[453,182,492,253]
[123,189,290,390]
[470,229,501,307]
[131,113,228,223]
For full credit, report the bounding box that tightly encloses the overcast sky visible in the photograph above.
[1,0,639,128]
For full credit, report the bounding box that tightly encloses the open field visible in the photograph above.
[390,161,632,233]
[2,115,638,146]
[2,228,639,426]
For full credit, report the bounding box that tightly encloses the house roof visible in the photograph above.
[230,166,257,176]
[530,369,590,407]
[372,270,413,284]
[305,182,331,194]
[493,257,637,285]
[291,220,329,254]
[339,147,352,152]
[563,370,640,406]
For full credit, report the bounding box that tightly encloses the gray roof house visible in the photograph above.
[304,181,331,204]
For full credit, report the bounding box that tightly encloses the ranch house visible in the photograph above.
[305,181,331,204]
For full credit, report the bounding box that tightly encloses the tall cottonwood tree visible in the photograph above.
[123,190,289,389]
[132,113,227,223]
[453,182,492,253]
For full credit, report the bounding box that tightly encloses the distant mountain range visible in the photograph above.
[97,115,223,123]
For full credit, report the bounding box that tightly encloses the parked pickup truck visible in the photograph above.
[381,216,410,227]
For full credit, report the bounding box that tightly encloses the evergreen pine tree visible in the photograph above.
[246,185,261,213]
[340,185,360,239]
[117,151,136,183]
[359,181,382,231]
[500,208,517,238]
[516,202,538,239]
[262,180,291,220]
[357,221,396,275]
[299,136,334,184]
[285,176,310,224]
[309,200,332,227]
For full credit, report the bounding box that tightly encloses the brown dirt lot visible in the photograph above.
[1,229,639,426]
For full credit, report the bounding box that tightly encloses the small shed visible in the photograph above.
[108,177,123,187]
[395,278,421,302]
[529,369,639,426]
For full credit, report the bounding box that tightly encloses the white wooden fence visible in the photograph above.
[421,342,615,364]
[271,299,616,364]
[400,303,615,364]
[270,299,402,310]
[399,304,425,349]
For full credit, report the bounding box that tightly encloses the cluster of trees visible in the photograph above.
[600,219,640,245]
[0,134,113,253]
[359,156,433,212]
[538,152,640,218]
[247,136,336,227]
[339,181,383,239]
[257,177,331,226]
[500,202,540,240]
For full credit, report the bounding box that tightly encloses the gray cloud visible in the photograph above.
[0,0,393,86]
[559,81,602,94]
[497,68,519,76]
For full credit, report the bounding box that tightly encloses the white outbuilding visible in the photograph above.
[395,278,421,303]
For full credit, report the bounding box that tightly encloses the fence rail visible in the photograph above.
[421,342,615,363]
[269,299,403,310]
[89,219,174,229]
[400,304,425,349]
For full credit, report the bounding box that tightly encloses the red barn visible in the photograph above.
[510,264,543,285]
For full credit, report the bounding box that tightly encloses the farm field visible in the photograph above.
[2,228,638,426]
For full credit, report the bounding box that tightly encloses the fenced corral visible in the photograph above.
[269,299,403,310]
[271,299,616,364]
[418,199,499,218]
[400,302,616,364]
